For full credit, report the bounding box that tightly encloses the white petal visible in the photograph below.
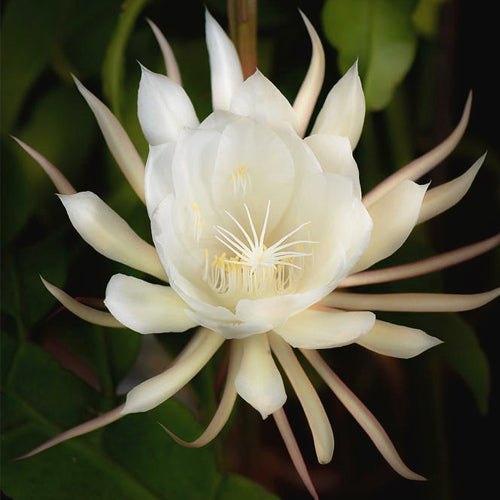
[205,10,243,110]
[363,93,472,207]
[59,192,167,281]
[273,409,319,500]
[311,61,365,149]
[270,334,334,464]
[353,180,427,272]
[235,288,329,333]
[341,233,500,288]
[146,19,182,85]
[235,334,286,419]
[41,277,122,328]
[18,404,124,459]
[418,154,485,224]
[13,137,76,195]
[144,142,175,217]
[323,289,500,312]
[73,76,145,202]
[293,11,325,137]
[304,134,361,197]
[122,328,224,414]
[230,71,298,130]
[104,274,196,334]
[161,340,241,447]
[138,66,198,146]
[357,320,442,359]
[302,350,425,481]
[274,308,375,349]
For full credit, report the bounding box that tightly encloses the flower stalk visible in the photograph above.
[227,0,258,78]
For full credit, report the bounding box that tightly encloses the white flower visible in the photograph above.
[17,10,499,499]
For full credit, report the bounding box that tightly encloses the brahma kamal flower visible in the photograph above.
[16,10,499,499]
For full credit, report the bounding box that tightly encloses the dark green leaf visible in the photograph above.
[322,0,418,110]
[1,0,61,132]
[410,313,490,414]
[216,474,279,499]
[1,231,69,329]
[1,335,276,499]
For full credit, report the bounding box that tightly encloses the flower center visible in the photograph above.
[204,201,315,300]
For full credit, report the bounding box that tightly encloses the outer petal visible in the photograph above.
[363,93,472,207]
[357,320,442,359]
[42,277,122,328]
[353,180,427,272]
[138,66,199,146]
[122,328,224,414]
[304,134,361,197]
[104,274,197,334]
[274,308,375,349]
[13,138,76,195]
[311,61,365,149]
[73,77,145,202]
[59,192,168,281]
[293,11,325,137]
[205,10,244,110]
[270,334,334,464]
[235,334,287,419]
[230,71,298,130]
[417,154,484,224]
[146,19,182,84]
[302,350,425,481]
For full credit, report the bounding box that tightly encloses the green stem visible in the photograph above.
[227,0,258,78]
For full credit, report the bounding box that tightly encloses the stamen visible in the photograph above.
[205,202,317,300]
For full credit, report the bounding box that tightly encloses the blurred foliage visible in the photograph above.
[1,0,498,499]
[322,0,418,111]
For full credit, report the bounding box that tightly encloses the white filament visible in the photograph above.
[204,201,315,298]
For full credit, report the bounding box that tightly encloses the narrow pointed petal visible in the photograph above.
[13,137,76,195]
[73,76,145,202]
[41,277,122,327]
[270,333,334,464]
[138,66,198,146]
[273,408,319,500]
[160,341,242,447]
[363,93,472,207]
[59,192,168,281]
[104,274,197,334]
[230,71,298,130]
[357,320,442,359]
[146,19,182,84]
[205,10,244,110]
[323,289,500,312]
[17,404,124,459]
[418,154,485,224]
[341,233,500,287]
[293,11,325,137]
[235,334,286,419]
[122,328,224,414]
[302,350,426,481]
[311,61,365,149]
[353,181,428,272]
[274,308,375,349]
